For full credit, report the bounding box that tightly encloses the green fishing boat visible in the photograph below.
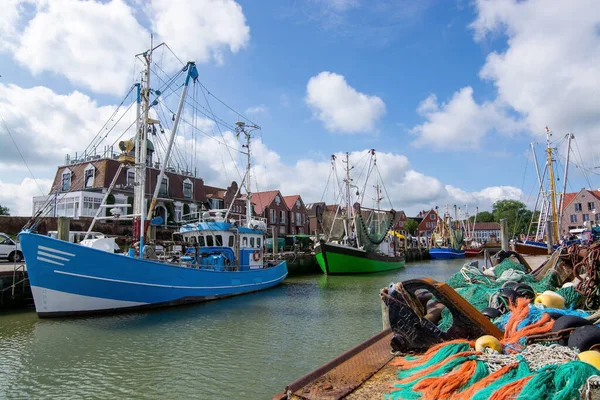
[315,150,405,275]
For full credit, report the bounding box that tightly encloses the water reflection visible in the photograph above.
[0,258,469,399]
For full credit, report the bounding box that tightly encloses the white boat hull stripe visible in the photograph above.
[53,270,288,289]
[38,251,69,261]
[38,257,65,266]
[39,245,76,257]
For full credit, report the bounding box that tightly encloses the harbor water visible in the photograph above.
[0,258,466,399]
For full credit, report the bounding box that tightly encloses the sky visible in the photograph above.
[1,0,600,217]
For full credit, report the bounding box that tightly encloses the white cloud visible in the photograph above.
[305,71,386,133]
[149,0,250,66]
[245,105,268,116]
[470,0,600,158]
[410,87,524,150]
[0,83,134,168]
[11,0,148,96]
[1,0,250,96]
[0,178,52,216]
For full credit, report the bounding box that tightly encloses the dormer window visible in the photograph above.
[61,169,72,192]
[158,176,169,196]
[296,199,301,208]
[274,195,281,205]
[126,169,136,187]
[183,178,193,199]
[84,164,95,188]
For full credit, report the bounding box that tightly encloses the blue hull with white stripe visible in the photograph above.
[429,247,466,259]
[19,232,288,317]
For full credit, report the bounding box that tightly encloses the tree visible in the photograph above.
[469,211,494,223]
[105,194,115,217]
[492,200,531,236]
[404,219,418,235]
[0,203,9,216]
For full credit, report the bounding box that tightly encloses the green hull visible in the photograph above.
[315,242,405,274]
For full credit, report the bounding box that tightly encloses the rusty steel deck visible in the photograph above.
[272,329,395,400]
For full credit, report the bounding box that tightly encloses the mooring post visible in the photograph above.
[381,297,390,330]
[546,220,554,255]
[57,217,70,242]
[500,218,509,251]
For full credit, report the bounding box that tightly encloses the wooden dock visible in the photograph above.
[0,263,32,309]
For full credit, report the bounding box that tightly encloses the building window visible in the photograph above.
[296,212,301,225]
[174,204,182,222]
[570,215,577,223]
[84,164,95,188]
[279,225,286,234]
[61,170,71,191]
[270,209,276,223]
[280,210,286,223]
[183,179,193,199]
[588,202,595,211]
[430,214,435,220]
[159,177,168,196]
[596,213,600,222]
[126,169,136,187]
[583,214,590,222]
[575,203,582,211]
[426,222,430,228]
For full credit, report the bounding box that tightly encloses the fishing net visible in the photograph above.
[355,207,398,250]
[438,258,559,331]
[320,208,345,241]
[451,228,465,250]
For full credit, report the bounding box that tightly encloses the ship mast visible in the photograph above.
[134,39,153,257]
[545,126,559,244]
[233,122,260,227]
[343,152,352,243]
[557,133,574,237]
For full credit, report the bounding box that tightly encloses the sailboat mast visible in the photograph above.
[557,133,574,237]
[545,127,559,243]
[343,152,351,241]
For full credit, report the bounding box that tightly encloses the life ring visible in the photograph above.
[252,250,261,262]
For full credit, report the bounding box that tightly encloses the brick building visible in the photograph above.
[283,195,310,235]
[560,188,600,235]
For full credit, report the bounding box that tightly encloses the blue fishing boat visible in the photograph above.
[429,247,465,259]
[19,45,287,317]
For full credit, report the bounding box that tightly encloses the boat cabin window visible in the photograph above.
[198,235,205,247]
[215,235,223,246]
[228,235,234,247]
[242,236,248,247]
[257,237,261,248]
[189,236,196,245]
[206,235,214,246]
[250,237,255,247]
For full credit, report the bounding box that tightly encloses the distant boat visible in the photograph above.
[429,205,465,260]
[429,247,466,259]
[464,248,483,257]
[19,44,287,317]
[315,151,405,274]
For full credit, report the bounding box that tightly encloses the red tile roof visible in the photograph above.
[473,222,500,230]
[251,190,283,215]
[283,195,300,209]
[560,189,600,211]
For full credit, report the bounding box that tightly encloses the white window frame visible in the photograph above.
[61,168,72,192]
[126,168,136,187]
[183,178,193,199]
[84,164,95,188]
[158,175,169,196]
